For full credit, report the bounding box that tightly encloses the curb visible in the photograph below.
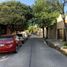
[46,40,67,56]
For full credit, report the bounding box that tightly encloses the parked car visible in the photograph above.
[20,31,28,40]
[0,35,22,53]
[16,34,25,44]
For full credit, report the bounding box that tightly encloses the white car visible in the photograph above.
[20,32,28,40]
[16,34,25,44]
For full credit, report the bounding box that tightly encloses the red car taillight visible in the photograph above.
[5,41,14,47]
[5,43,13,47]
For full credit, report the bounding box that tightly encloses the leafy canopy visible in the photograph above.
[33,0,60,27]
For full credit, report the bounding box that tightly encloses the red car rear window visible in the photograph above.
[0,36,13,40]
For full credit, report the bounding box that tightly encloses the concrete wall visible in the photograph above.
[57,21,64,29]
[48,25,57,39]
[47,14,67,40]
[37,28,46,38]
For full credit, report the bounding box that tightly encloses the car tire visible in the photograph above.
[14,46,18,53]
[22,41,24,44]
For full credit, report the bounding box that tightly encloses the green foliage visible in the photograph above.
[33,0,60,28]
[28,24,38,33]
[0,1,33,30]
[64,42,67,46]
[28,26,34,33]
[47,0,63,14]
[63,42,67,48]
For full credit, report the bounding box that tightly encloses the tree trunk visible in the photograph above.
[63,17,66,41]
[64,29,66,41]
[6,24,11,34]
[46,27,48,39]
[42,27,44,38]
[63,9,66,41]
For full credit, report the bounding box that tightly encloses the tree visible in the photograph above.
[33,0,60,38]
[0,1,33,32]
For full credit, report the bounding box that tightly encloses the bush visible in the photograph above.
[63,42,67,49]
[64,42,67,46]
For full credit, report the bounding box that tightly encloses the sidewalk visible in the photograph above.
[45,39,67,56]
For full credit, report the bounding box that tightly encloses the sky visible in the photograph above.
[0,0,35,6]
[65,6,67,13]
[17,0,35,6]
[0,0,67,13]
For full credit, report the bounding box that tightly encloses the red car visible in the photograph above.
[0,35,22,53]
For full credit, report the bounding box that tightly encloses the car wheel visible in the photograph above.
[19,42,22,47]
[22,41,24,44]
[14,46,18,53]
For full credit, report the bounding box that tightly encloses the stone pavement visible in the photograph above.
[46,39,67,55]
[46,39,65,48]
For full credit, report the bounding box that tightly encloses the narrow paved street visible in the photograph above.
[0,35,67,67]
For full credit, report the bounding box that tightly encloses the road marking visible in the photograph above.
[0,55,8,62]
[0,58,8,62]
[2,56,7,58]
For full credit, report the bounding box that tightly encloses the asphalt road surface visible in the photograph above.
[0,35,67,67]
